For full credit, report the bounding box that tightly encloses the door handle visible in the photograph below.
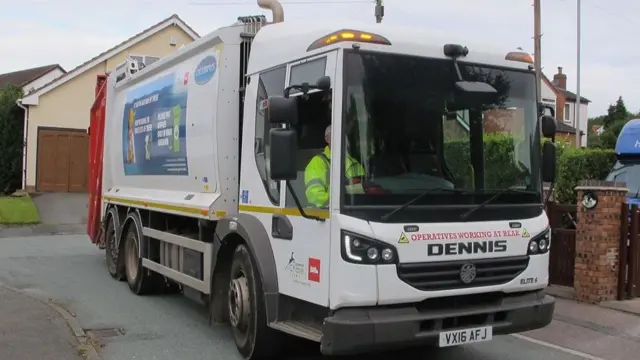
[272,214,293,240]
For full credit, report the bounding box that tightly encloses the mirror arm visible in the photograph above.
[451,57,463,81]
[283,82,317,99]
[285,182,325,222]
[544,181,555,206]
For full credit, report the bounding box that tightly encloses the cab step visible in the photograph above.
[269,320,323,342]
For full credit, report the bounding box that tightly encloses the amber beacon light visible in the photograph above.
[504,51,534,64]
[307,30,392,51]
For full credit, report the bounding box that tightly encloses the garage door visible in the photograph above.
[36,128,89,192]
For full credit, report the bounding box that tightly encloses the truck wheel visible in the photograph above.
[105,212,123,281]
[228,244,282,359]
[123,221,155,295]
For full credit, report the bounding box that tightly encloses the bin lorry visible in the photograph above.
[87,0,559,358]
[605,119,640,204]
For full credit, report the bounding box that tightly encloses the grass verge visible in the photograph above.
[0,194,40,225]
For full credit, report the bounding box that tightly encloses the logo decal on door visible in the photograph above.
[308,258,321,283]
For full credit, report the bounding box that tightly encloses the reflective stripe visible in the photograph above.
[317,153,331,185]
[305,178,326,189]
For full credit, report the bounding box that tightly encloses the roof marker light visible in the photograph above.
[307,29,391,51]
[505,51,534,64]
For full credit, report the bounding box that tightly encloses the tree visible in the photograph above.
[602,96,629,129]
[0,85,25,195]
[590,96,633,150]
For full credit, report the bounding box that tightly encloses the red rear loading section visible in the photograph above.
[87,75,108,245]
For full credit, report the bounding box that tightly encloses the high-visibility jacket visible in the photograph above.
[304,146,365,208]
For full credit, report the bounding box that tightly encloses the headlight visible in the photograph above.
[341,230,398,265]
[527,228,551,255]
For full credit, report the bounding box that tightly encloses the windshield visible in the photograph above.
[340,51,542,223]
[606,161,640,197]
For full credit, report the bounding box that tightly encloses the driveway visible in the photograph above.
[31,192,88,225]
[0,193,88,238]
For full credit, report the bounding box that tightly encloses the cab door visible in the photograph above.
[272,51,338,306]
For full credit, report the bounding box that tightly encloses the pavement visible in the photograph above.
[0,233,639,360]
[547,285,640,318]
[0,285,83,360]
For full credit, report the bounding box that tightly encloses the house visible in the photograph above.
[0,64,65,94]
[540,66,590,147]
[592,125,605,136]
[19,14,199,193]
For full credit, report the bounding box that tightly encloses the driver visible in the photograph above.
[304,125,365,208]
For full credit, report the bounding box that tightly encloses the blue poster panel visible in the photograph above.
[122,73,189,176]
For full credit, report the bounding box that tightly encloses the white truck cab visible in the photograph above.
[89,1,558,358]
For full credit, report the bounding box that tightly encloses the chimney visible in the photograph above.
[553,66,567,89]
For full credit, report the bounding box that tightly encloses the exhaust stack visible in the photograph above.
[258,0,284,23]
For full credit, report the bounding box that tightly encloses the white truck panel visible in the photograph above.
[102,24,246,219]
[329,213,549,309]
[247,20,530,77]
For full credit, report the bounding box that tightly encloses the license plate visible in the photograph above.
[438,326,493,347]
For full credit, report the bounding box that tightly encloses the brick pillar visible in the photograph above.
[573,180,627,304]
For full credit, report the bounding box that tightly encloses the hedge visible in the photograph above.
[0,85,24,195]
[443,133,616,204]
[555,146,616,204]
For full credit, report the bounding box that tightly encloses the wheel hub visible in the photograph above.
[228,276,250,329]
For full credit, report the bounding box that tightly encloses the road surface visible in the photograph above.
[0,234,631,360]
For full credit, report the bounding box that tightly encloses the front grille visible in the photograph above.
[397,256,530,291]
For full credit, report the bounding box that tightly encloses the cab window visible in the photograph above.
[255,66,286,204]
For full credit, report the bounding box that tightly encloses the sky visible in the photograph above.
[0,0,638,117]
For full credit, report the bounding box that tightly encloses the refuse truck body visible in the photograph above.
[605,118,640,204]
[87,1,559,358]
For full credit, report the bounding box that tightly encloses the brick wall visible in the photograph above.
[573,180,627,304]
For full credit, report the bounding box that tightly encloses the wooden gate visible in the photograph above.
[618,203,640,299]
[36,128,89,192]
[547,201,577,287]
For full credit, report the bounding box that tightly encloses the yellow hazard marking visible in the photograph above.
[398,232,409,244]
[522,228,530,237]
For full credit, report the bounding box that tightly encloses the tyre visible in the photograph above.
[104,210,123,281]
[228,244,282,359]
[123,219,156,295]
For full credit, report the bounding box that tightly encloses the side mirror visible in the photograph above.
[269,128,297,181]
[316,76,331,91]
[541,141,556,183]
[266,96,298,124]
[541,115,557,139]
[454,81,498,107]
[539,103,555,118]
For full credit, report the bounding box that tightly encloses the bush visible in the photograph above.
[444,133,616,204]
[555,147,616,204]
[0,85,25,195]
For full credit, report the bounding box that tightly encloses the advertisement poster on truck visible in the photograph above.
[122,72,189,175]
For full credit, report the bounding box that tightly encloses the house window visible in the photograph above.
[564,104,570,122]
[145,56,160,65]
[130,55,160,67]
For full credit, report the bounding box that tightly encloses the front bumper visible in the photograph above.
[320,289,554,355]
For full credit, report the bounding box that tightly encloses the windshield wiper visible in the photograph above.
[380,188,468,222]
[459,188,537,221]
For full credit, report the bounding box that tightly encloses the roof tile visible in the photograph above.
[0,64,65,89]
